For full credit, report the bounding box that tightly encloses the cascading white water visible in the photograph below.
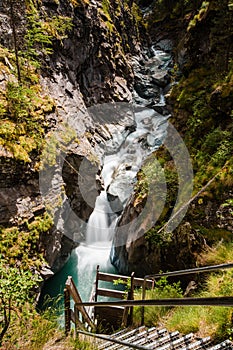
[75,154,120,300]
[86,191,113,245]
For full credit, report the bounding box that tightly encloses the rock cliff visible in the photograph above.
[111,0,233,276]
[0,0,142,274]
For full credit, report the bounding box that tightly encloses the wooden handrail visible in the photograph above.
[97,288,126,299]
[143,263,233,280]
[64,276,95,334]
[64,263,233,336]
[74,296,233,307]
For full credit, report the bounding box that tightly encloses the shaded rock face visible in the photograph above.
[41,0,139,106]
[0,157,42,226]
[111,193,206,277]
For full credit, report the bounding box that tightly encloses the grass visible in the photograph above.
[133,277,183,327]
[132,242,233,342]
[0,296,98,350]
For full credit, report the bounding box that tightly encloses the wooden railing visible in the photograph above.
[74,263,233,325]
[94,265,154,327]
[64,263,233,335]
[64,276,96,335]
[141,262,233,324]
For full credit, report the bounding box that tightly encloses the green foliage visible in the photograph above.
[201,242,233,265]
[0,213,53,268]
[99,0,143,48]
[166,271,233,340]
[113,277,131,294]
[23,8,53,64]
[0,51,55,162]
[170,63,233,194]
[0,212,54,344]
[23,1,73,62]
[133,277,183,326]
[134,152,178,245]
[145,227,172,246]
[0,294,80,350]
[147,0,203,23]
[42,15,73,41]
[187,1,210,31]
[0,257,42,344]
[0,0,74,163]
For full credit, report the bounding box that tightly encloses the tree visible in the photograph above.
[2,0,26,83]
[0,257,41,345]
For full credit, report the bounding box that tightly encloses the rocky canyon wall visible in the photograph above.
[0,0,142,274]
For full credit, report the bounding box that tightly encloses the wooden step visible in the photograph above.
[119,329,151,345]
[154,333,194,350]
[97,288,126,299]
[98,326,146,350]
[106,328,149,350]
[146,331,180,348]
[132,328,168,346]
[118,328,157,349]
[207,340,233,350]
[178,337,211,350]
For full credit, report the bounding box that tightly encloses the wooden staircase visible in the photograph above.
[64,263,233,349]
[78,326,233,350]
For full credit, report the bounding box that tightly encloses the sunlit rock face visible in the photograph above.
[0,0,141,273]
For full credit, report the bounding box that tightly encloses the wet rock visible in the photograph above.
[151,71,171,88]
[40,266,54,279]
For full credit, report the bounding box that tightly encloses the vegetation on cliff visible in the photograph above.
[135,0,233,251]
[0,0,143,347]
[0,0,73,346]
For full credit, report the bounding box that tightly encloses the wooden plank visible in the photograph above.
[64,288,71,336]
[97,272,153,288]
[134,278,153,288]
[97,288,126,299]
[65,276,82,304]
[98,272,129,283]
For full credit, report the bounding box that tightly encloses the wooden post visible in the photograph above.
[74,303,79,336]
[128,272,135,326]
[95,265,100,302]
[141,277,146,326]
[64,288,71,336]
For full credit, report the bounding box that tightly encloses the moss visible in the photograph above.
[133,150,179,245]
[0,43,56,163]
[0,213,53,269]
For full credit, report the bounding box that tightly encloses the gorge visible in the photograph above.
[0,0,233,348]
[40,45,173,303]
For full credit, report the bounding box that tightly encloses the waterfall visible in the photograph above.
[86,191,114,245]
